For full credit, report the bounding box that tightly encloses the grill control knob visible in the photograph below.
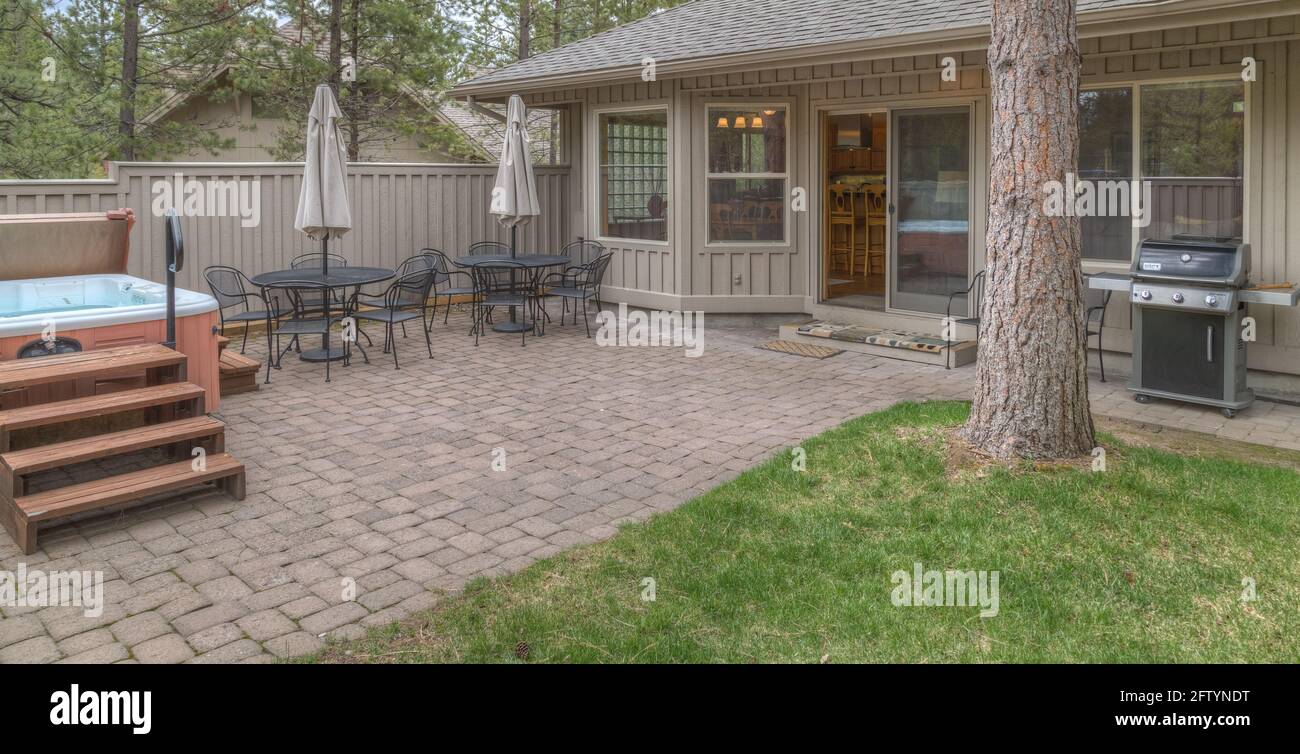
[1181,253,1192,263]
[1139,290,1152,301]
[1172,292,1185,304]
[1205,295,1219,307]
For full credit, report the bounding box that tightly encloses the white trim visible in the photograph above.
[587,101,673,248]
[701,100,794,250]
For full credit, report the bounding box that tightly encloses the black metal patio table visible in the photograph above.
[251,266,395,362]
[454,254,569,333]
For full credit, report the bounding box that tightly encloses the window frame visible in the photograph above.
[1079,73,1249,270]
[703,101,792,248]
[588,102,672,246]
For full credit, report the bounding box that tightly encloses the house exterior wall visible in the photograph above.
[525,10,1300,376]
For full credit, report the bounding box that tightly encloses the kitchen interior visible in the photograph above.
[823,111,888,309]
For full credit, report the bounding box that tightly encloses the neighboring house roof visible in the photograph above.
[439,99,557,162]
[452,0,1209,96]
[138,21,526,161]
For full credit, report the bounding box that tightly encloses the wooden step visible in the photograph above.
[216,335,231,352]
[3,453,245,554]
[219,349,260,376]
[1,416,225,479]
[219,349,261,397]
[18,452,244,521]
[0,344,186,392]
[0,382,205,450]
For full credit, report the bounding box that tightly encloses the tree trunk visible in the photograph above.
[118,0,140,160]
[960,0,1094,459]
[347,0,361,160]
[519,0,532,60]
[328,0,343,91]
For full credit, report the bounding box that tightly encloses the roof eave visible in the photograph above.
[450,0,1289,99]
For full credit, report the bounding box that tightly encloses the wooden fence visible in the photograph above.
[0,162,572,292]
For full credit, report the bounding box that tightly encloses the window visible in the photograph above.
[1140,80,1244,241]
[1078,79,1245,262]
[707,106,788,243]
[1078,88,1133,262]
[598,110,668,242]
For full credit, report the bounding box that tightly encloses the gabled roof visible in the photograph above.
[452,0,1207,96]
[137,20,513,160]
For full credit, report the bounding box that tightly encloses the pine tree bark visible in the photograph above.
[328,0,343,91]
[960,0,1094,459]
[519,0,532,60]
[118,0,140,160]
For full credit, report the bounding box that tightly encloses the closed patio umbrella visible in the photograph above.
[490,95,541,257]
[294,84,352,273]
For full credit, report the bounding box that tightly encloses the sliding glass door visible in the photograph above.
[890,106,971,314]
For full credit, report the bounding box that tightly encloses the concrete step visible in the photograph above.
[779,320,976,368]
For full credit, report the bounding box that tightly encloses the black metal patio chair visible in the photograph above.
[289,253,348,315]
[203,265,284,353]
[470,260,536,347]
[428,249,478,327]
[559,239,607,268]
[357,251,437,336]
[1084,275,1114,382]
[467,240,511,257]
[259,280,350,384]
[352,270,435,369]
[539,252,612,337]
[944,269,986,370]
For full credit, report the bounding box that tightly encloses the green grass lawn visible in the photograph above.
[315,401,1300,663]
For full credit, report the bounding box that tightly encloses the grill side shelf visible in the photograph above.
[1240,287,1300,307]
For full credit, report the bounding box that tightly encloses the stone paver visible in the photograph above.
[4,308,1300,663]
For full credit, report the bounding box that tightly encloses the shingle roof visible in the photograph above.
[455,0,1169,94]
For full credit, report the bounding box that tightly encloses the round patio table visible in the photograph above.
[454,254,570,333]
[251,265,395,362]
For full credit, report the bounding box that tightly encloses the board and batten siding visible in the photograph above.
[0,162,572,295]
[529,11,1300,376]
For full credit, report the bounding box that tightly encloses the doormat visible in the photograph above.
[756,340,844,359]
[796,321,960,353]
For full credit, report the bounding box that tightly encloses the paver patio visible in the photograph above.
[2,308,1299,664]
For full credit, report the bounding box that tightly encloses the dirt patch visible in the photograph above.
[945,430,1094,479]
[1096,416,1300,471]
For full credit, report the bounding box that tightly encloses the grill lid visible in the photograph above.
[1131,235,1249,287]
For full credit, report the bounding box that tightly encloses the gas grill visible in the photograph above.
[1089,235,1300,418]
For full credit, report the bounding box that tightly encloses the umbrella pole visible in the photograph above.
[511,225,517,259]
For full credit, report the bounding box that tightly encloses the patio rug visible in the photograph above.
[796,321,956,353]
[756,340,844,359]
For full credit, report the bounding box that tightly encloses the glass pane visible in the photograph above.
[1140,80,1244,240]
[708,108,787,174]
[893,108,969,314]
[599,111,668,242]
[1079,87,1133,261]
[708,179,785,242]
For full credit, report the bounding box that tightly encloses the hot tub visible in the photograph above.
[0,210,223,409]
[0,274,217,337]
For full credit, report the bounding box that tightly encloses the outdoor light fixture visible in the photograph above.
[751,115,764,128]
[763,109,777,116]
[735,115,747,128]
[717,116,729,128]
